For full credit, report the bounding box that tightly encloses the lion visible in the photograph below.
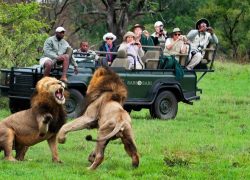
[0,77,66,162]
[57,67,139,170]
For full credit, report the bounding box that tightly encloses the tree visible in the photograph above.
[69,0,170,43]
[0,2,48,68]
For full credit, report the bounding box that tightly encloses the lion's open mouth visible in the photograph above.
[55,88,65,104]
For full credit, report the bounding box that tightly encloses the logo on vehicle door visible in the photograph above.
[127,80,152,86]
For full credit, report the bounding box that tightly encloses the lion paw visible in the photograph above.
[4,156,17,162]
[57,134,66,144]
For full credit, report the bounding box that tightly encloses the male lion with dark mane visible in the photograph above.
[0,77,66,162]
[57,67,139,170]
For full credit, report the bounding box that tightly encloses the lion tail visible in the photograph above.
[85,121,124,142]
[97,121,126,141]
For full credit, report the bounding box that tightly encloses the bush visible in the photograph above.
[0,96,8,109]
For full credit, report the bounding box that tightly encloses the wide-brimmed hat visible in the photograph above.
[196,18,210,29]
[130,24,145,32]
[103,32,117,41]
[123,31,136,41]
[171,27,181,36]
[55,26,66,32]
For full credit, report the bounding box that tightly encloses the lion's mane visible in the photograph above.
[84,67,127,111]
[30,78,66,133]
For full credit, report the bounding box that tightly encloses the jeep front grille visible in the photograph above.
[14,74,34,85]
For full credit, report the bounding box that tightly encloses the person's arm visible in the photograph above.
[138,45,144,58]
[187,30,199,41]
[209,33,219,44]
[71,49,78,67]
[166,38,174,50]
[118,43,128,52]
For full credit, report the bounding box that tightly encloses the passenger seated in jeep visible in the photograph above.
[72,41,98,70]
[99,32,118,66]
[131,24,154,52]
[186,18,218,70]
[39,27,76,82]
[118,31,145,69]
[164,27,189,63]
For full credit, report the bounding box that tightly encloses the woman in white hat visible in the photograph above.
[151,21,167,47]
[99,32,118,66]
[164,27,188,62]
[118,31,145,69]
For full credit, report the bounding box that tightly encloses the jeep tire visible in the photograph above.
[151,91,178,120]
[65,89,84,119]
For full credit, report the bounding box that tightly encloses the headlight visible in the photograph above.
[0,71,10,86]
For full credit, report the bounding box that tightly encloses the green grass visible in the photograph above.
[0,61,250,179]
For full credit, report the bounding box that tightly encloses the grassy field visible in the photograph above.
[0,61,250,179]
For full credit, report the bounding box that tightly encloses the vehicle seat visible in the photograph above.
[173,44,190,67]
[201,43,216,65]
[141,50,160,69]
[111,50,131,69]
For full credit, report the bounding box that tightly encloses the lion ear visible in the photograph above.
[36,77,51,90]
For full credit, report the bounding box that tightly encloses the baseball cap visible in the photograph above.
[154,21,163,27]
[55,27,66,33]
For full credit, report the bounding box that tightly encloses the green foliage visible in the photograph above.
[0,61,250,178]
[0,96,8,109]
[141,0,206,34]
[0,2,48,69]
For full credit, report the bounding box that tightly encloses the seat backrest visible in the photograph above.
[111,50,130,69]
[141,50,160,63]
[203,43,216,61]
[141,50,160,69]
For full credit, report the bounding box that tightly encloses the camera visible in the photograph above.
[197,45,203,51]
[133,42,139,46]
[191,45,203,56]
[206,27,212,31]
[160,25,164,32]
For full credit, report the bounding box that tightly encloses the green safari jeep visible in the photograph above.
[0,46,216,120]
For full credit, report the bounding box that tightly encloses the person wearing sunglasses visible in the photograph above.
[99,32,118,66]
[186,18,218,70]
[164,27,188,62]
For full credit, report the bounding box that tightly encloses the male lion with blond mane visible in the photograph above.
[57,67,139,170]
[0,77,66,162]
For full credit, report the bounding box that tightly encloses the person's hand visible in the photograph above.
[74,66,78,74]
[143,30,150,37]
[206,27,214,34]
[56,55,64,61]
[177,35,183,41]
[136,41,142,48]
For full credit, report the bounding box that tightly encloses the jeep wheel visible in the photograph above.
[151,91,178,120]
[65,89,84,119]
[9,98,30,113]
